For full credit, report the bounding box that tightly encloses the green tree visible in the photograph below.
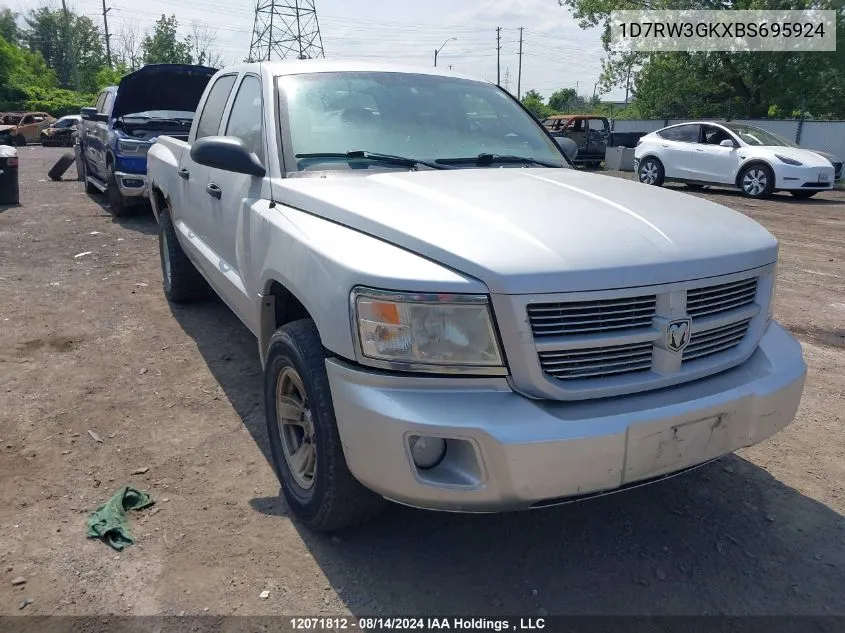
[22,7,106,92]
[558,0,845,119]
[548,87,578,112]
[521,89,553,119]
[142,15,193,65]
[0,8,18,45]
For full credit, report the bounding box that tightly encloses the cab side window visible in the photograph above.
[101,92,115,117]
[225,75,264,162]
[195,74,238,140]
[95,92,107,113]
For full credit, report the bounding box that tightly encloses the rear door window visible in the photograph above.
[195,74,238,140]
[658,124,700,143]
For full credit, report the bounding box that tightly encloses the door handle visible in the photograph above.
[695,148,705,152]
[178,168,190,180]
[206,182,222,199]
[661,144,669,148]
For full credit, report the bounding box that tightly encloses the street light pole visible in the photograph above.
[434,37,457,67]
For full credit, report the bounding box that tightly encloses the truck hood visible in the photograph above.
[0,125,15,132]
[275,168,778,294]
[112,64,217,120]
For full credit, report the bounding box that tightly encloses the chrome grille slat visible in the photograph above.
[528,295,657,338]
[683,319,752,361]
[687,287,756,306]
[686,295,757,318]
[540,345,653,364]
[529,275,762,386]
[686,279,758,318]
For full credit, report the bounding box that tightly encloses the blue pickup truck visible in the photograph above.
[78,63,217,216]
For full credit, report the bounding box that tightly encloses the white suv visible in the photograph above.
[634,121,835,199]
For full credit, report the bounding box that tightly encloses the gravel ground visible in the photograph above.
[1,147,844,618]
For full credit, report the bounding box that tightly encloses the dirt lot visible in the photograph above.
[1,146,844,618]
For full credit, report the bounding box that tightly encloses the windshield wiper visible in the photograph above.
[295,151,447,170]
[436,153,563,168]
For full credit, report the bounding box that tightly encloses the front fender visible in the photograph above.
[250,204,488,362]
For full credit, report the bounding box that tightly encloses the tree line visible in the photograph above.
[0,5,225,116]
[555,0,845,120]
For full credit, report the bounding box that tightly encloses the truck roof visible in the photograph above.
[231,59,489,83]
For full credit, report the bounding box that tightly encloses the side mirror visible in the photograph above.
[720,139,736,148]
[190,136,266,177]
[80,107,98,121]
[555,136,579,162]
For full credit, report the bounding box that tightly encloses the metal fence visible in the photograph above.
[609,118,845,157]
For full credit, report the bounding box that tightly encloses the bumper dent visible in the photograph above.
[327,322,806,512]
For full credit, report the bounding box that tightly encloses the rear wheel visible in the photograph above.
[15,134,26,147]
[638,157,665,186]
[158,204,209,304]
[738,164,774,199]
[790,190,818,199]
[264,319,387,532]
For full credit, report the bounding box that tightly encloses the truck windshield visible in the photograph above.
[277,71,567,172]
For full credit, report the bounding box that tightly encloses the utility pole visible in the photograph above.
[516,27,523,100]
[503,67,511,94]
[592,82,598,100]
[496,27,501,87]
[59,0,78,90]
[101,0,112,68]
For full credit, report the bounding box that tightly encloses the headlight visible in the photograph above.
[775,154,802,166]
[117,139,150,155]
[351,288,506,374]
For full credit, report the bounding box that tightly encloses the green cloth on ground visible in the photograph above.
[86,486,154,551]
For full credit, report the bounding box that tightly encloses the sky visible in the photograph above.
[10,0,623,101]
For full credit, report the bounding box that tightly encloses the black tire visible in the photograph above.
[158,205,210,304]
[790,190,818,199]
[15,134,26,147]
[638,157,665,186]
[264,319,387,532]
[47,153,76,181]
[106,162,136,216]
[685,183,707,191]
[738,163,775,199]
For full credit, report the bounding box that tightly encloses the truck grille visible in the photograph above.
[683,318,752,362]
[529,275,761,384]
[538,342,653,380]
[686,277,757,317]
[527,295,656,337]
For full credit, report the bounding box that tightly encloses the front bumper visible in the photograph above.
[114,171,148,198]
[327,322,806,512]
[775,164,834,190]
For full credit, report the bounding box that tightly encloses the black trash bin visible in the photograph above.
[0,145,20,205]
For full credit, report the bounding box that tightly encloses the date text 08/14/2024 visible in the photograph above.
[289,617,547,631]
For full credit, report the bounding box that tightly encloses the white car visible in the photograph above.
[634,121,835,199]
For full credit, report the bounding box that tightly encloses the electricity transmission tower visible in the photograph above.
[248,0,325,62]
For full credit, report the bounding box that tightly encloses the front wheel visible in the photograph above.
[15,134,26,147]
[106,162,136,217]
[638,157,665,186]
[790,190,818,199]
[738,164,774,199]
[264,319,387,532]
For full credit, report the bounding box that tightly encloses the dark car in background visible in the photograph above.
[78,63,218,216]
[40,114,82,147]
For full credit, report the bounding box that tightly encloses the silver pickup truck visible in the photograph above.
[147,61,806,532]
